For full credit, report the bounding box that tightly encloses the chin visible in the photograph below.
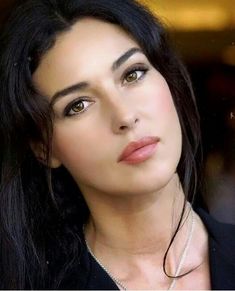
[111,169,179,197]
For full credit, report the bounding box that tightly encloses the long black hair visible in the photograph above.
[0,0,201,289]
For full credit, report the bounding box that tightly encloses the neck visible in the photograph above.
[81,174,209,290]
[83,174,189,256]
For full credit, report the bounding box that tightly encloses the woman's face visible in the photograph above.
[33,18,182,197]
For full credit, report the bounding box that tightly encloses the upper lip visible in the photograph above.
[118,136,160,162]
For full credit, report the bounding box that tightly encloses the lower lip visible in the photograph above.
[120,143,158,164]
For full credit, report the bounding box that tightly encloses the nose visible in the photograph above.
[110,100,139,134]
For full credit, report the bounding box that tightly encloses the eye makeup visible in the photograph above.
[63,97,95,117]
[122,63,149,85]
[56,62,150,118]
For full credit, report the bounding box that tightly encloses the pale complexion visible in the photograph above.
[33,18,210,289]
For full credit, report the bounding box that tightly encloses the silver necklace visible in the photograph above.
[168,210,195,290]
[83,210,195,290]
[85,239,127,290]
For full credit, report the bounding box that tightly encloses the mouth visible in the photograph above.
[118,136,160,164]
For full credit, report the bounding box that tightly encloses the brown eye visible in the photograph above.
[126,71,138,82]
[123,68,148,85]
[65,99,94,117]
[72,101,84,112]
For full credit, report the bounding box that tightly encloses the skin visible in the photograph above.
[33,18,210,289]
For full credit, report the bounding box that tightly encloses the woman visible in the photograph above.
[0,0,234,289]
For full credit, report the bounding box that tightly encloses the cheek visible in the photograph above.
[145,77,182,154]
[52,120,112,176]
[143,78,178,123]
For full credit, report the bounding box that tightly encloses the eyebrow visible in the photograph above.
[112,47,142,71]
[50,47,142,106]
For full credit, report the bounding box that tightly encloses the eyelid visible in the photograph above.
[64,97,94,117]
[122,63,149,84]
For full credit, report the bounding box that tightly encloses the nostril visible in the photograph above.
[120,125,128,130]
[119,118,139,131]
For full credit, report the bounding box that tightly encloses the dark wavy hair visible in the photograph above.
[0,0,201,289]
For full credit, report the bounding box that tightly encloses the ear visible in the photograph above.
[30,141,62,168]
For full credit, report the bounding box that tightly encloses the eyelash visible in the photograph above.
[63,64,149,117]
[64,98,94,117]
[122,65,149,85]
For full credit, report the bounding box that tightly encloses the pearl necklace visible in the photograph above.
[84,210,195,290]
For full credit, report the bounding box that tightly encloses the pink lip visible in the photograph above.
[118,136,160,164]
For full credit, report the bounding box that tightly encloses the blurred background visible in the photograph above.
[1,0,235,224]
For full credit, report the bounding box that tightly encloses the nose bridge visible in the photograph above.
[101,83,139,134]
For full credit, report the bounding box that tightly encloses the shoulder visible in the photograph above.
[196,208,235,289]
[196,207,235,246]
[49,229,118,290]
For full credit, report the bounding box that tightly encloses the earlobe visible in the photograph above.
[49,156,62,168]
[30,141,62,168]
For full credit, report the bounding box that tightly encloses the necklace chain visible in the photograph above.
[168,210,195,290]
[85,239,127,290]
[83,210,195,290]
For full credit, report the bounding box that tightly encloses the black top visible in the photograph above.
[57,209,235,290]
[197,209,235,290]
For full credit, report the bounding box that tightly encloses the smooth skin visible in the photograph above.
[33,18,211,289]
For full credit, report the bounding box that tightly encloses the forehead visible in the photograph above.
[33,18,140,96]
